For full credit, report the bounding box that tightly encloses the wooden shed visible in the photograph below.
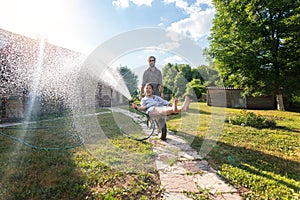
[206,87,277,109]
[206,87,246,108]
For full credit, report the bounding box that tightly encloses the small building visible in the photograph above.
[206,87,246,108]
[206,87,277,109]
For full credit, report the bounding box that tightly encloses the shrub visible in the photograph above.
[228,110,276,128]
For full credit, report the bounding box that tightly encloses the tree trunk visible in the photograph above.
[276,94,285,111]
[274,77,285,111]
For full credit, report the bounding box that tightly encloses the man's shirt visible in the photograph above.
[142,67,162,96]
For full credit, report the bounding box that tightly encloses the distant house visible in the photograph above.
[206,87,289,109]
[0,28,123,119]
[206,87,246,108]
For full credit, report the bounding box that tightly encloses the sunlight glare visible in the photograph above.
[0,0,77,46]
[16,0,68,38]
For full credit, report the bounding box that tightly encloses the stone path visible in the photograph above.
[151,132,242,200]
[111,107,242,200]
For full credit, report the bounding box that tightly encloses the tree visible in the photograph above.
[162,63,206,100]
[196,64,220,86]
[184,79,206,101]
[162,63,178,93]
[177,64,192,82]
[209,0,300,110]
[191,68,204,83]
[173,71,188,99]
[118,66,138,97]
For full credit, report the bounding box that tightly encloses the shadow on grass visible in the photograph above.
[0,120,90,199]
[0,144,89,199]
[187,108,211,115]
[275,125,300,133]
[0,115,162,199]
[188,134,300,193]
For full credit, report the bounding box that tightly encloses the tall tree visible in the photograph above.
[173,71,188,99]
[177,64,192,82]
[118,66,138,96]
[191,68,204,82]
[209,0,300,110]
[162,63,178,93]
[163,63,206,100]
[196,64,219,86]
[184,79,206,101]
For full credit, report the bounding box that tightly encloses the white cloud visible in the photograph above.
[164,0,213,9]
[162,0,215,43]
[195,0,213,7]
[112,0,153,8]
[131,0,153,6]
[164,55,185,64]
[159,16,168,27]
[112,0,215,45]
[163,0,189,13]
[163,0,214,14]
[112,0,129,8]
[167,7,215,41]
[157,41,180,50]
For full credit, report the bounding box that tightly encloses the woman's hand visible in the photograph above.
[132,103,138,109]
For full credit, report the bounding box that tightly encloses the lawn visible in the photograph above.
[0,103,299,199]
[0,109,162,200]
[167,102,300,199]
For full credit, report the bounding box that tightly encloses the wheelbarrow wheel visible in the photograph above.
[160,121,167,141]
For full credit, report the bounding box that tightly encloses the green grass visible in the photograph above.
[1,103,299,199]
[0,110,162,199]
[167,102,300,199]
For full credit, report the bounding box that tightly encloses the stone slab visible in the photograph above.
[159,172,199,193]
[193,172,238,194]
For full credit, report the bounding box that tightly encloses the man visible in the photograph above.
[140,56,164,100]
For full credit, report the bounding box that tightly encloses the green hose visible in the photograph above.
[0,130,84,150]
[1,104,85,151]
[119,103,157,141]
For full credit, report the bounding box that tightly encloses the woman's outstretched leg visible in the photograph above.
[172,97,178,112]
[157,97,190,115]
[181,96,191,111]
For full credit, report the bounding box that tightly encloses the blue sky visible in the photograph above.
[0,0,215,69]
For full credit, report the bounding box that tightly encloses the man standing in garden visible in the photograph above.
[139,56,164,100]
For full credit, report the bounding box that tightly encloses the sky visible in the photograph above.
[0,0,215,69]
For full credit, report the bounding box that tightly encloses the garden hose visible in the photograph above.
[0,129,85,150]
[119,101,157,141]
[0,102,85,150]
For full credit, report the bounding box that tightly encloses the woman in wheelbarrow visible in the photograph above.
[132,83,191,115]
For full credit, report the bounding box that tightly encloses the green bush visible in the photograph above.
[228,110,276,128]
